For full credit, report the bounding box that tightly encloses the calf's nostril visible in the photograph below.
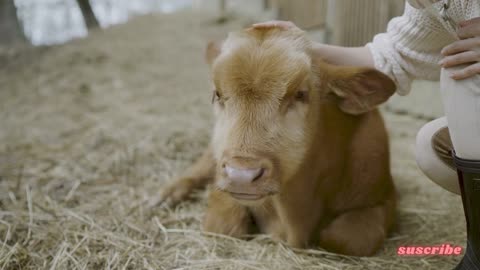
[252,168,265,182]
[224,165,264,183]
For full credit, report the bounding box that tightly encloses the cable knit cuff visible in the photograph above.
[366,42,411,96]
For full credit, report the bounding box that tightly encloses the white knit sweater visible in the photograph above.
[366,0,480,95]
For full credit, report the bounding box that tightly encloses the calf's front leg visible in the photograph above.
[160,146,215,205]
[318,199,395,256]
[203,190,253,238]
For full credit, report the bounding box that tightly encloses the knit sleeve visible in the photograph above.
[366,2,456,95]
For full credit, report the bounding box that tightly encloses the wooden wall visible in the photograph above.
[327,0,405,46]
[272,0,405,46]
[276,0,328,29]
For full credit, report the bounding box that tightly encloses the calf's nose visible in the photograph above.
[224,165,264,183]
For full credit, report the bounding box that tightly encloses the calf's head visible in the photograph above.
[206,27,395,203]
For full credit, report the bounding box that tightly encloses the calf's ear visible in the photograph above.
[327,66,396,115]
[205,41,222,66]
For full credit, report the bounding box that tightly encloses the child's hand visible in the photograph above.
[252,20,299,30]
[440,17,480,79]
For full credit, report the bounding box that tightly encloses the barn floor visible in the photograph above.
[0,11,465,270]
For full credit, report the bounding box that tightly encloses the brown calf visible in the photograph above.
[161,26,397,256]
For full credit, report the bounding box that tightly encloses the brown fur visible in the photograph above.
[161,26,397,256]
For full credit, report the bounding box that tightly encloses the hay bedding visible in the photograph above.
[0,10,466,270]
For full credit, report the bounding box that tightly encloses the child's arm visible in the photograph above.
[311,43,374,68]
[252,21,375,67]
[253,2,452,96]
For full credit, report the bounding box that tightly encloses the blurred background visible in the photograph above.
[3,0,404,46]
[0,1,461,269]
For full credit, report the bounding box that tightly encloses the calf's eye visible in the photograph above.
[212,90,221,104]
[295,91,308,103]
